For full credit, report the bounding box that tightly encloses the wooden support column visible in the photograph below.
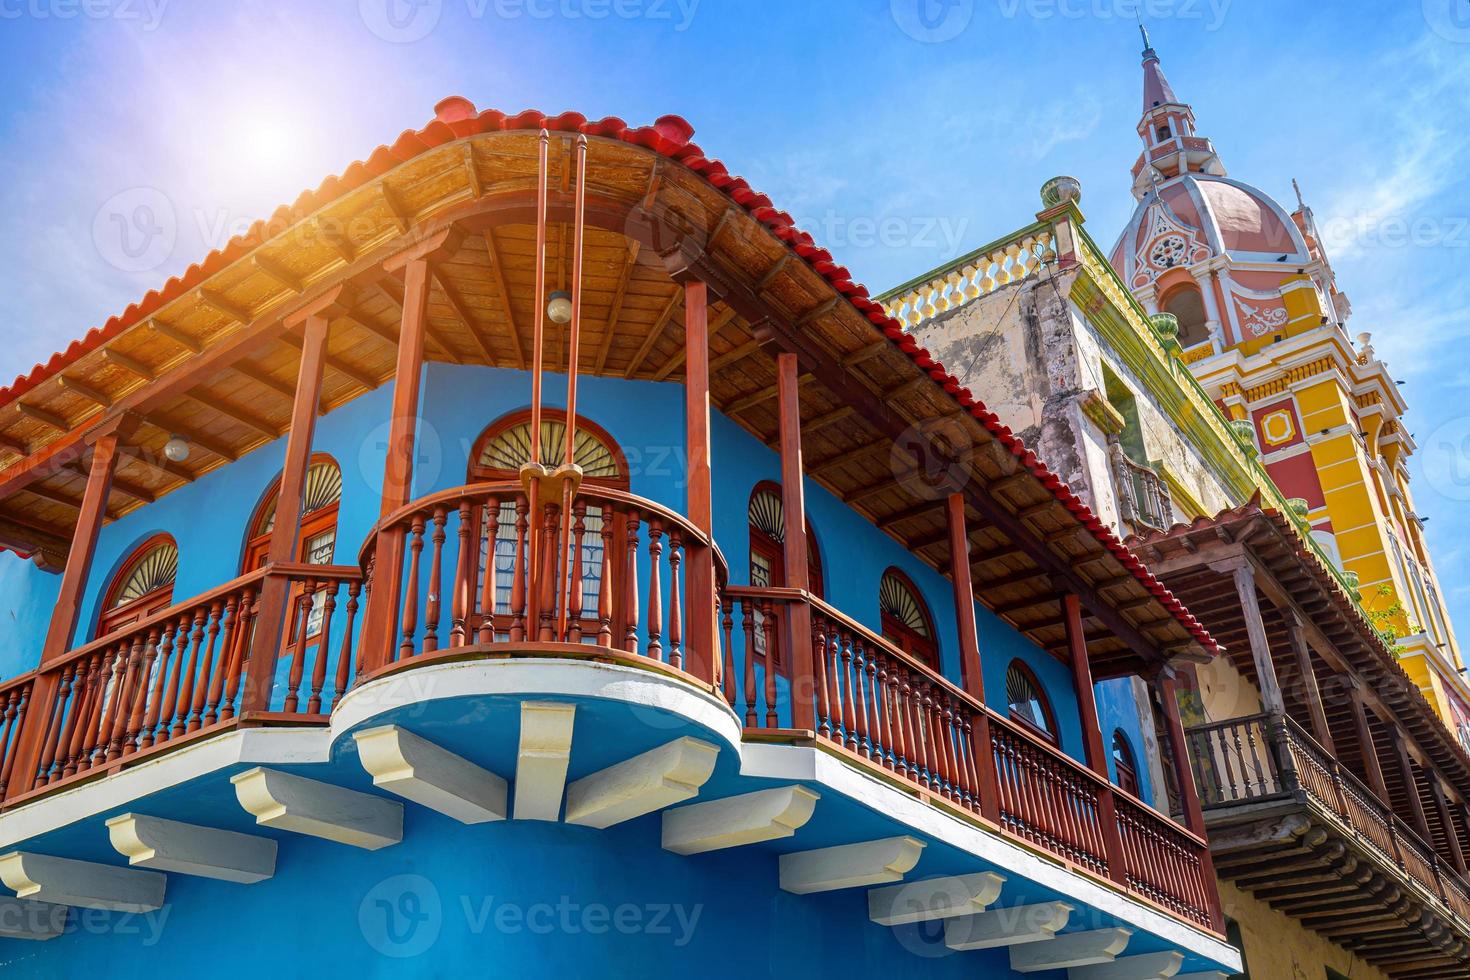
[1156,668,1207,837]
[1285,610,1334,754]
[1389,724,1433,841]
[360,253,436,674]
[241,307,331,713]
[947,494,983,701]
[1063,592,1127,886]
[1346,680,1390,801]
[42,419,131,663]
[776,352,814,730]
[682,279,717,685]
[1429,770,1468,875]
[1230,561,1285,715]
[13,416,134,798]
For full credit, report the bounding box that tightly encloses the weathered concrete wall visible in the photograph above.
[917,267,1239,539]
[1220,879,1391,980]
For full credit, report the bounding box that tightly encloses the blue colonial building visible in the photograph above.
[0,99,1240,978]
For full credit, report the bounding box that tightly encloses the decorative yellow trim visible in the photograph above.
[1079,390,1127,437]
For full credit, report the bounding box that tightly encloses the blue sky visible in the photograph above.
[1,0,1469,629]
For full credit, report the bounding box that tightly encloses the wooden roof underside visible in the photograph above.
[0,130,1209,676]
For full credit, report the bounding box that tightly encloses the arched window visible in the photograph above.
[1112,730,1140,796]
[98,535,178,637]
[747,483,823,597]
[1162,284,1210,349]
[1005,660,1057,743]
[468,410,627,639]
[879,568,938,667]
[243,456,343,572]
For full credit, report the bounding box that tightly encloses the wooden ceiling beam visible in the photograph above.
[877,499,946,530]
[101,348,156,380]
[183,394,279,440]
[57,376,113,409]
[801,404,856,435]
[654,306,735,382]
[841,339,890,369]
[595,241,641,373]
[623,288,682,379]
[197,289,251,325]
[231,363,296,401]
[432,271,496,363]
[15,402,70,432]
[147,319,203,354]
[376,275,462,364]
[481,230,526,370]
[708,338,760,374]
[0,431,28,456]
[251,253,305,295]
[141,417,238,462]
[378,183,410,234]
[119,447,194,485]
[462,143,482,199]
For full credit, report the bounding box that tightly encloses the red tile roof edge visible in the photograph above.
[5,97,1217,656]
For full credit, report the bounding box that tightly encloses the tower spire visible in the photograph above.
[1127,32,1224,197]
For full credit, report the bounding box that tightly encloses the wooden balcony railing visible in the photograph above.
[1110,446,1173,533]
[1187,712,1470,923]
[722,585,1219,931]
[358,481,726,687]
[0,562,362,805]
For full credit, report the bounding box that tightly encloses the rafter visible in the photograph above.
[595,241,641,372]
[432,271,496,363]
[101,348,156,380]
[481,229,526,370]
[57,376,113,409]
[623,288,681,379]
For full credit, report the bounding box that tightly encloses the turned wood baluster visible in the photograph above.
[139,620,177,749]
[509,495,529,643]
[161,609,201,742]
[56,658,94,778]
[284,584,317,713]
[938,699,958,800]
[720,593,735,708]
[423,507,447,653]
[537,504,559,643]
[741,597,758,727]
[623,511,642,653]
[108,631,148,761]
[35,664,76,785]
[762,599,778,727]
[568,501,587,644]
[477,497,502,644]
[356,558,374,681]
[961,715,981,810]
[124,629,163,758]
[597,507,615,646]
[80,651,118,772]
[451,500,473,648]
[813,620,831,737]
[839,633,858,749]
[195,599,229,728]
[0,687,26,794]
[171,606,208,736]
[851,638,871,759]
[891,665,910,778]
[218,589,255,721]
[332,581,362,709]
[865,649,881,762]
[667,529,682,670]
[875,657,895,770]
[400,515,426,660]
[308,583,338,713]
[646,518,664,662]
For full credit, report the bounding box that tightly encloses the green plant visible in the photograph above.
[1364,585,1411,652]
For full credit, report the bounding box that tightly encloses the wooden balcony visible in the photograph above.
[725,586,1219,932]
[1188,711,1470,978]
[0,478,1222,938]
[1110,446,1173,534]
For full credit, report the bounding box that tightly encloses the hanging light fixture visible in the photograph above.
[546,290,573,325]
[163,434,191,462]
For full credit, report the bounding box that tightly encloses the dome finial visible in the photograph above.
[1139,22,1154,57]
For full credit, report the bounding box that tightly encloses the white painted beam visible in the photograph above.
[1070,951,1185,980]
[662,786,819,855]
[0,852,165,912]
[0,897,66,940]
[944,901,1074,950]
[565,737,719,829]
[868,871,1005,925]
[106,813,276,883]
[231,767,402,850]
[1011,927,1133,972]
[779,836,925,895]
[514,701,576,821]
[354,724,508,824]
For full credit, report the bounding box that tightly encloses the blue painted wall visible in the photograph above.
[0,551,60,678]
[10,365,1084,759]
[1095,676,1155,804]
